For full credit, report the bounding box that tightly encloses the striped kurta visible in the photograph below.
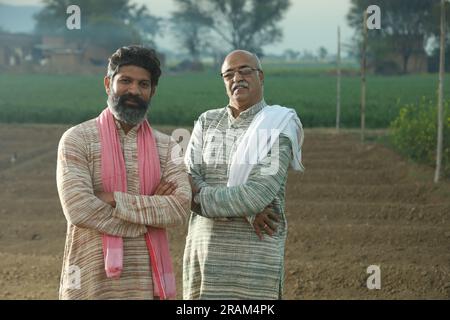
[56,116,191,299]
[183,100,294,299]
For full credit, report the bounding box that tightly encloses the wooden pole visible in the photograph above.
[434,0,446,183]
[360,11,368,143]
[336,26,341,131]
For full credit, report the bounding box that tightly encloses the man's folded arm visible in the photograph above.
[185,114,209,190]
[196,135,292,219]
[112,138,191,228]
[56,128,147,237]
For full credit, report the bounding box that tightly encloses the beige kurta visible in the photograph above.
[56,116,191,299]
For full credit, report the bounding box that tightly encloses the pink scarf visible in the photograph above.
[96,107,175,299]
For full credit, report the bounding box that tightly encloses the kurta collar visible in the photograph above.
[226,99,267,120]
[113,116,146,138]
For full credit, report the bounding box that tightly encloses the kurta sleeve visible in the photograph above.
[185,114,209,190]
[196,134,293,218]
[112,137,191,227]
[56,127,147,237]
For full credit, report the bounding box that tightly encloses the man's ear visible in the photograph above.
[150,86,157,98]
[104,76,111,95]
[259,70,264,85]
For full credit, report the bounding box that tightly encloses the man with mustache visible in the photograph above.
[183,50,304,299]
[56,45,191,299]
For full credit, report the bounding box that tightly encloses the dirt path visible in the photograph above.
[0,124,449,299]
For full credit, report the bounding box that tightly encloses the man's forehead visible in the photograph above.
[222,53,257,71]
[115,65,151,80]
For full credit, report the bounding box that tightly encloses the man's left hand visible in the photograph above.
[253,205,279,240]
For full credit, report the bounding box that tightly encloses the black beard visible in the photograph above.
[107,92,150,126]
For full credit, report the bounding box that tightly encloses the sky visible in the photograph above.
[0,0,354,55]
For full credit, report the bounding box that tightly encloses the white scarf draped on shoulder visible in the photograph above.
[227,105,304,187]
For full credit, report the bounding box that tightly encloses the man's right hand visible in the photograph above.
[154,180,177,196]
[252,205,279,240]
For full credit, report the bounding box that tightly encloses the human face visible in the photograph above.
[221,51,264,112]
[104,65,156,126]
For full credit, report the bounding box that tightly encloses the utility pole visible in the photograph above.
[336,26,341,131]
[435,0,446,183]
[360,11,368,143]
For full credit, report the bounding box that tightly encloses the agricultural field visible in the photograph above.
[0,65,449,300]
[0,65,443,128]
[0,125,449,299]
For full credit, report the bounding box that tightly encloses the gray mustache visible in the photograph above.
[232,81,249,92]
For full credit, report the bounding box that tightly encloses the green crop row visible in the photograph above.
[0,68,442,128]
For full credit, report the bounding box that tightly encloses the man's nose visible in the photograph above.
[232,71,244,81]
[127,82,140,95]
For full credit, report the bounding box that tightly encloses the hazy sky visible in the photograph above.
[1,0,354,55]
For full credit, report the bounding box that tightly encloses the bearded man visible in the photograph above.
[56,45,191,299]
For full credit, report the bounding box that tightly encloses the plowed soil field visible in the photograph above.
[0,124,449,299]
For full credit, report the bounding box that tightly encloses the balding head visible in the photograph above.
[221,50,264,116]
[221,50,262,73]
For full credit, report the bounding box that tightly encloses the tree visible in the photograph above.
[130,4,164,48]
[347,0,442,73]
[34,0,160,50]
[301,49,316,62]
[83,16,141,52]
[283,49,300,61]
[171,0,290,57]
[170,0,213,62]
[428,43,450,72]
[318,46,328,61]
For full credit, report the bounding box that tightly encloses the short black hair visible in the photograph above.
[107,45,161,87]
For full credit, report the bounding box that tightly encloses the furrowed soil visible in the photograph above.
[0,124,449,299]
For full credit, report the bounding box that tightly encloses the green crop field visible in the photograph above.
[0,65,443,128]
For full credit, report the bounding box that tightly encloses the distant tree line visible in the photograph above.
[34,0,162,52]
[34,0,291,64]
[347,0,449,74]
[34,0,448,73]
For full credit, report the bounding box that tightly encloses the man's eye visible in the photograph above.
[140,82,150,88]
[120,79,130,83]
